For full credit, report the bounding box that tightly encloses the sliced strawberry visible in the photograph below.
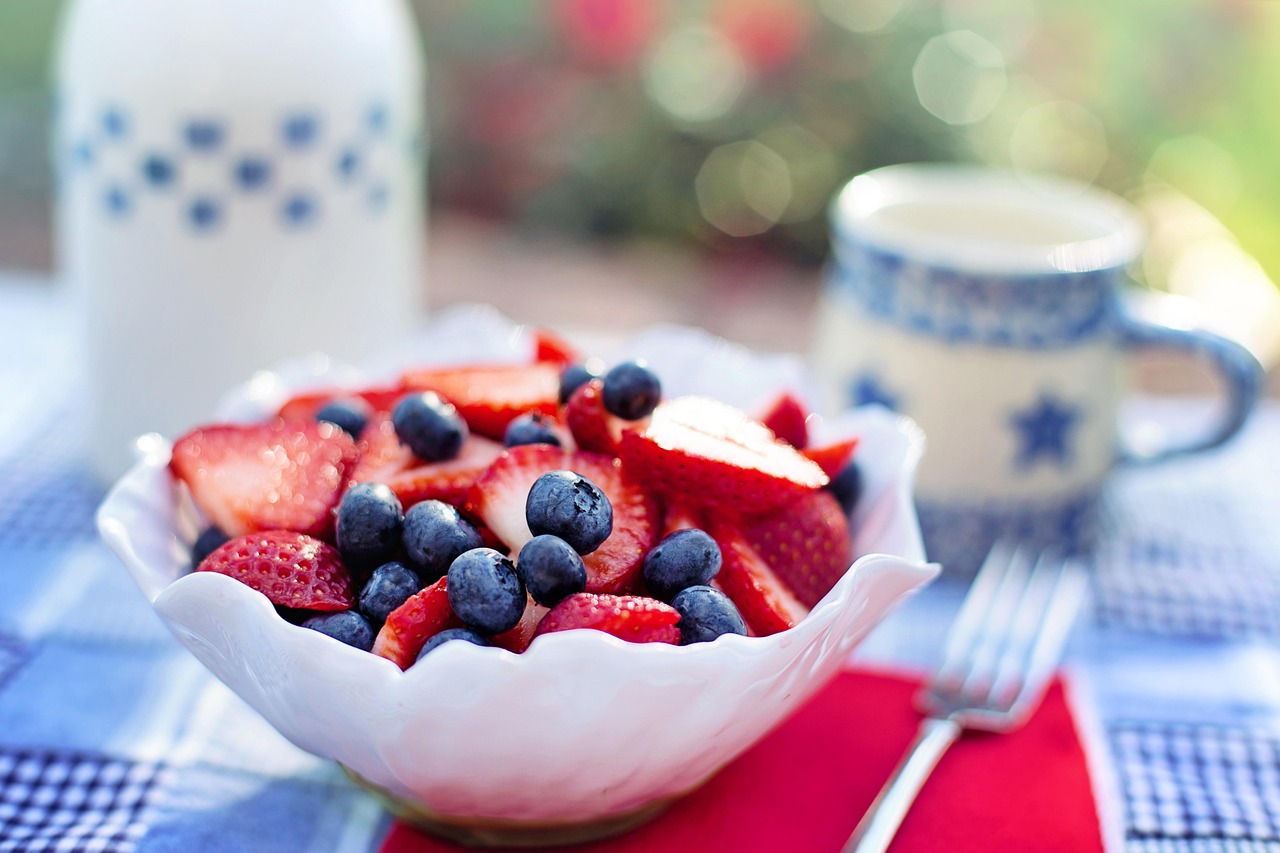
[708,523,809,636]
[661,501,707,538]
[617,396,828,515]
[564,378,637,454]
[743,490,852,608]
[533,328,582,366]
[400,364,561,440]
[757,391,811,449]
[371,578,464,669]
[801,437,860,479]
[469,445,659,593]
[198,530,355,611]
[171,420,358,538]
[533,593,681,644]
[348,414,415,486]
[490,597,551,653]
[381,435,505,510]
[276,384,407,421]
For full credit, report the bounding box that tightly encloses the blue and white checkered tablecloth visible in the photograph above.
[3,280,1280,852]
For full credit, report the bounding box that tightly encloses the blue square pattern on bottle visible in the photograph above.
[184,120,226,153]
[101,107,129,140]
[141,154,177,189]
[282,113,321,149]
[234,157,273,192]
[65,102,410,234]
[188,197,223,232]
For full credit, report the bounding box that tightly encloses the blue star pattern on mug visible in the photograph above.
[1010,393,1082,469]
[60,98,416,236]
[851,374,900,411]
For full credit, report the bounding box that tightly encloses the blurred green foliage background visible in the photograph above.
[2,0,1278,283]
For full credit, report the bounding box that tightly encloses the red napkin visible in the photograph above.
[380,668,1104,853]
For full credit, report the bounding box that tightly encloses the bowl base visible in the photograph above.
[343,766,673,848]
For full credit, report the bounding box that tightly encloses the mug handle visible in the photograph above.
[1118,296,1264,464]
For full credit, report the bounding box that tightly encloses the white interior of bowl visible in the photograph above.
[96,306,937,825]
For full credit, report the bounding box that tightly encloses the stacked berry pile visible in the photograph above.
[170,329,863,670]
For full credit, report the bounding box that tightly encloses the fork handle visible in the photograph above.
[842,716,962,853]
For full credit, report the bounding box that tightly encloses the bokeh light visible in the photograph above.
[644,25,748,124]
[695,141,792,237]
[755,124,838,223]
[1009,100,1108,183]
[941,0,1037,59]
[817,0,911,34]
[1146,136,1242,214]
[912,31,1007,126]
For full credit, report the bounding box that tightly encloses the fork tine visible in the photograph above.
[1006,559,1088,720]
[934,539,1016,685]
[956,546,1034,698]
[986,548,1069,708]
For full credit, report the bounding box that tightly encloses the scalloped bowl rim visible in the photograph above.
[95,312,938,827]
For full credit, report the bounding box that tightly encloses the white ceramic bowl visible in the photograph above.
[97,306,937,846]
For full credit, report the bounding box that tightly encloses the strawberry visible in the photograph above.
[382,436,505,509]
[345,413,505,509]
[616,396,828,515]
[490,597,551,653]
[400,363,561,440]
[661,501,707,538]
[170,420,358,538]
[198,530,355,611]
[801,437,860,479]
[708,523,809,636]
[534,593,681,644]
[564,378,637,454]
[757,391,810,449]
[371,578,463,669]
[276,384,407,421]
[742,489,852,608]
[469,445,659,593]
[532,328,582,366]
[348,413,415,486]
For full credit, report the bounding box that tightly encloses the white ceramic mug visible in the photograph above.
[812,163,1263,574]
[55,0,426,482]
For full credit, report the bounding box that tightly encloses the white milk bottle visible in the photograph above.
[55,0,426,481]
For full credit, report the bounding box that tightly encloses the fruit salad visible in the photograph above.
[170,330,863,670]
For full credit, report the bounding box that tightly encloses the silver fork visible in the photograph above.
[842,541,1089,853]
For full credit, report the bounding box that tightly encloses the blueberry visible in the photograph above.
[315,398,370,438]
[601,361,661,420]
[392,392,467,461]
[302,610,375,651]
[517,535,587,606]
[336,483,404,570]
[446,548,526,634]
[402,500,483,582]
[191,525,229,568]
[559,363,599,404]
[358,561,422,627]
[416,627,489,661]
[827,461,862,517]
[642,528,722,602]
[525,470,613,555]
[504,412,562,448]
[672,585,747,645]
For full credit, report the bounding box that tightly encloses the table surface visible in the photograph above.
[3,277,1280,852]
